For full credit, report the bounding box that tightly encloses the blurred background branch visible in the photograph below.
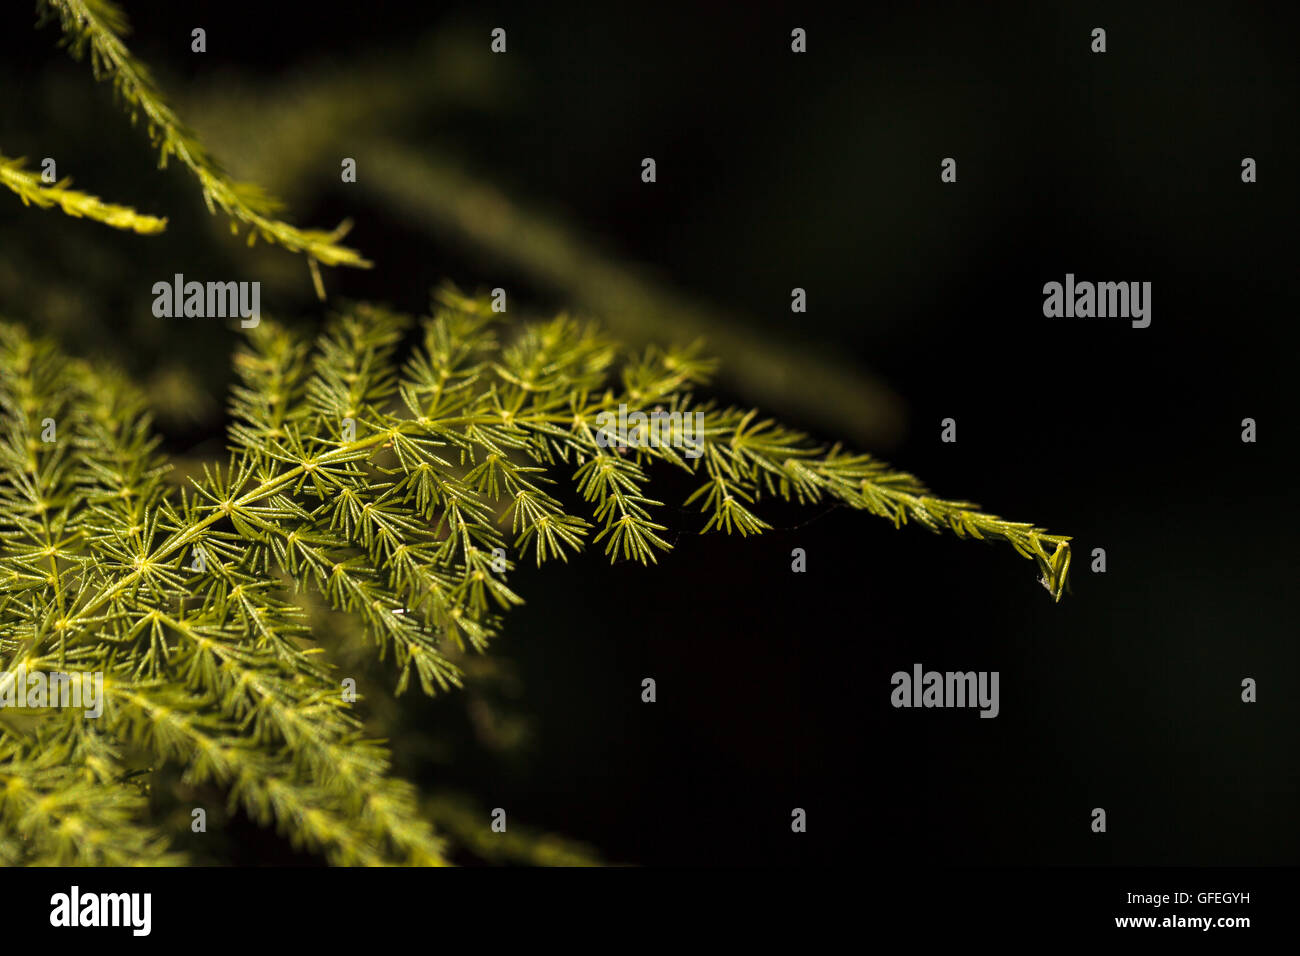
[178,28,904,445]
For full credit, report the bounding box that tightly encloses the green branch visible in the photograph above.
[1,151,166,234]
[0,286,1071,865]
[37,0,370,296]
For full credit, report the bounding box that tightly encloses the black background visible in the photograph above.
[2,0,1296,868]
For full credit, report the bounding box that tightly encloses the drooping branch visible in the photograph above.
[37,0,370,296]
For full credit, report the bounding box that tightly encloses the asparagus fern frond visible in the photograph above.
[0,287,1070,864]
[34,0,369,295]
[0,150,167,234]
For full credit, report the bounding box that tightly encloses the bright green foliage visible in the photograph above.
[1,0,1071,869]
[0,288,1070,865]
[32,0,369,295]
[0,151,168,235]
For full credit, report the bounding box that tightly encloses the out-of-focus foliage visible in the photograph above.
[1,151,167,234]
[37,0,370,295]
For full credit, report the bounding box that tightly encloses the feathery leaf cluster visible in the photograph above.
[26,0,368,295]
[0,287,1070,864]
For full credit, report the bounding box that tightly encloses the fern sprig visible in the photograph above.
[36,0,370,295]
[0,286,1071,865]
[0,151,167,234]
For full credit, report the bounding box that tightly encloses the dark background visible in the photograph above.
[1,0,1296,865]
